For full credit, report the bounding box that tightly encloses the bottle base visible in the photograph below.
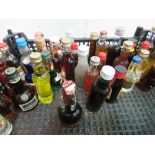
[38,94,53,104]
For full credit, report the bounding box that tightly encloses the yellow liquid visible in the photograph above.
[32,72,53,104]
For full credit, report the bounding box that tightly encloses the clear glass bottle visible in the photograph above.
[75,45,89,88]
[106,65,127,103]
[41,50,61,91]
[122,55,142,92]
[84,56,100,95]
[4,67,38,111]
[0,114,13,135]
[86,65,115,112]
[34,32,47,52]
[113,40,134,67]
[88,32,99,64]
[96,30,109,56]
[30,52,53,104]
[58,80,82,126]
[98,52,107,71]
[0,42,25,81]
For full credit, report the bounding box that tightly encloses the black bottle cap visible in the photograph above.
[134,26,144,38]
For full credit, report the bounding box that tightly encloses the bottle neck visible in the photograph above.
[98,76,109,84]
[90,63,98,71]
[32,61,46,75]
[62,47,70,54]
[43,58,54,71]
[120,49,130,59]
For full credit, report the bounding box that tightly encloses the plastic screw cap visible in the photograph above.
[100,65,115,81]
[123,40,134,50]
[90,56,100,66]
[140,49,150,58]
[41,50,51,60]
[71,42,78,50]
[90,32,99,40]
[78,45,89,56]
[4,67,17,80]
[30,52,42,63]
[61,37,71,48]
[141,41,151,49]
[100,30,107,36]
[132,55,142,64]
[16,38,27,47]
[0,42,7,48]
[98,52,107,61]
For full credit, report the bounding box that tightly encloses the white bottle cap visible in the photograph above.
[78,45,89,56]
[90,56,100,66]
[100,65,115,81]
[49,36,60,43]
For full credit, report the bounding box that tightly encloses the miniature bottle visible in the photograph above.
[96,30,109,56]
[86,65,115,112]
[84,56,100,95]
[75,45,89,88]
[4,67,38,111]
[98,52,107,71]
[0,42,25,81]
[58,80,82,126]
[49,36,61,53]
[88,32,99,64]
[30,52,53,104]
[106,65,127,103]
[122,55,142,92]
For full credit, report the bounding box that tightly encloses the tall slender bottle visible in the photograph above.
[30,52,54,104]
[84,56,100,95]
[75,45,89,88]
[86,65,115,112]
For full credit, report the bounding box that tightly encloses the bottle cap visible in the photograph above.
[30,52,42,63]
[77,45,89,56]
[123,40,134,50]
[114,65,127,79]
[35,32,44,39]
[65,30,74,38]
[100,30,107,36]
[62,80,76,95]
[90,56,100,66]
[50,36,60,43]
[134,26,143,38]
[70,42,78,50]
[132,55,142,63]
[100,65,115,81]
[152,26,155,32]
[139,49,150,58]
[141,41,151,49]
[61,37,71,48]
[41,50,51,60]
[16,38,27,47]
[115,26,125,36]
[98,52,107,61]
[0,42,8,52]
[90,32,99,40]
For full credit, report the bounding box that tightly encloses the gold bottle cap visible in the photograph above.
[123,40,134,50]
[61,37,71,48]
[30,52,42,63]
[140,49,150,58]
[35,32,44,39]
[152,26,155,32]
[90,32,99,40]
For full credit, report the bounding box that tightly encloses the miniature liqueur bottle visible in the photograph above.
[4,67,38,111]
[49,36,61,53]
[86,65,115,112]
[0,42,25,81]
[98,52,107,71]
[34,32,47,52]
[0,114,13,135]
[88,32,99,64]
[75,45,89,88]
[84,56,100,95]
[113,40,134,67]
[121,55,142,92]
[61,38,77,81]
[30,52,53,104]
[106,65,127,103]
[58,80,82,126]
[41,50,61,90]
[96,30,109,56]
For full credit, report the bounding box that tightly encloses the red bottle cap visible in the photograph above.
[0,42,7,48]
[70,42,78,50]
[98,52,107,61]
[100,31,107,36]
[141,41,151,49]
[114,65,127,79]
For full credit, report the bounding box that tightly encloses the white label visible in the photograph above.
[19,96,38,111]
[55,73,61,82]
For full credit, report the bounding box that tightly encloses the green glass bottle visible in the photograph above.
[30,52,53,104]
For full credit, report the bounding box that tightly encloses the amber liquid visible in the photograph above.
[96,44,109,56]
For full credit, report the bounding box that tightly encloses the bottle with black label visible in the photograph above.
[4,67,38,111]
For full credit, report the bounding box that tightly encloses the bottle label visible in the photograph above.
[17,66,25,81]
[19,96,38,111]
[55,73,61,82]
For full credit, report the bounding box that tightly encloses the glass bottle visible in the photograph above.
[58,80,82,126]
[86,65,115,112]
[65,29,74,43]
[49,36,61,53]
[113,40,134,67]
[4,67,38,111]
[106,65,127,103]
[84,56,100,95]
[88,32,99,64]
[98,52,107,71]
[96,30,109,56]
[75,45,89,88]
[121,55,142,92]
[0,42,25,81]
[34,32,47,52]
[0,114,13,135]
[41,50,61,91]
[30,52,53,104]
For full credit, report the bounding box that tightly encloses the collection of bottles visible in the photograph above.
[0,26,155,134]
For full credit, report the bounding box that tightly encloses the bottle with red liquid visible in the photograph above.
[58,80,82,126]
[98,52,107,71]
[84,56,100,95]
